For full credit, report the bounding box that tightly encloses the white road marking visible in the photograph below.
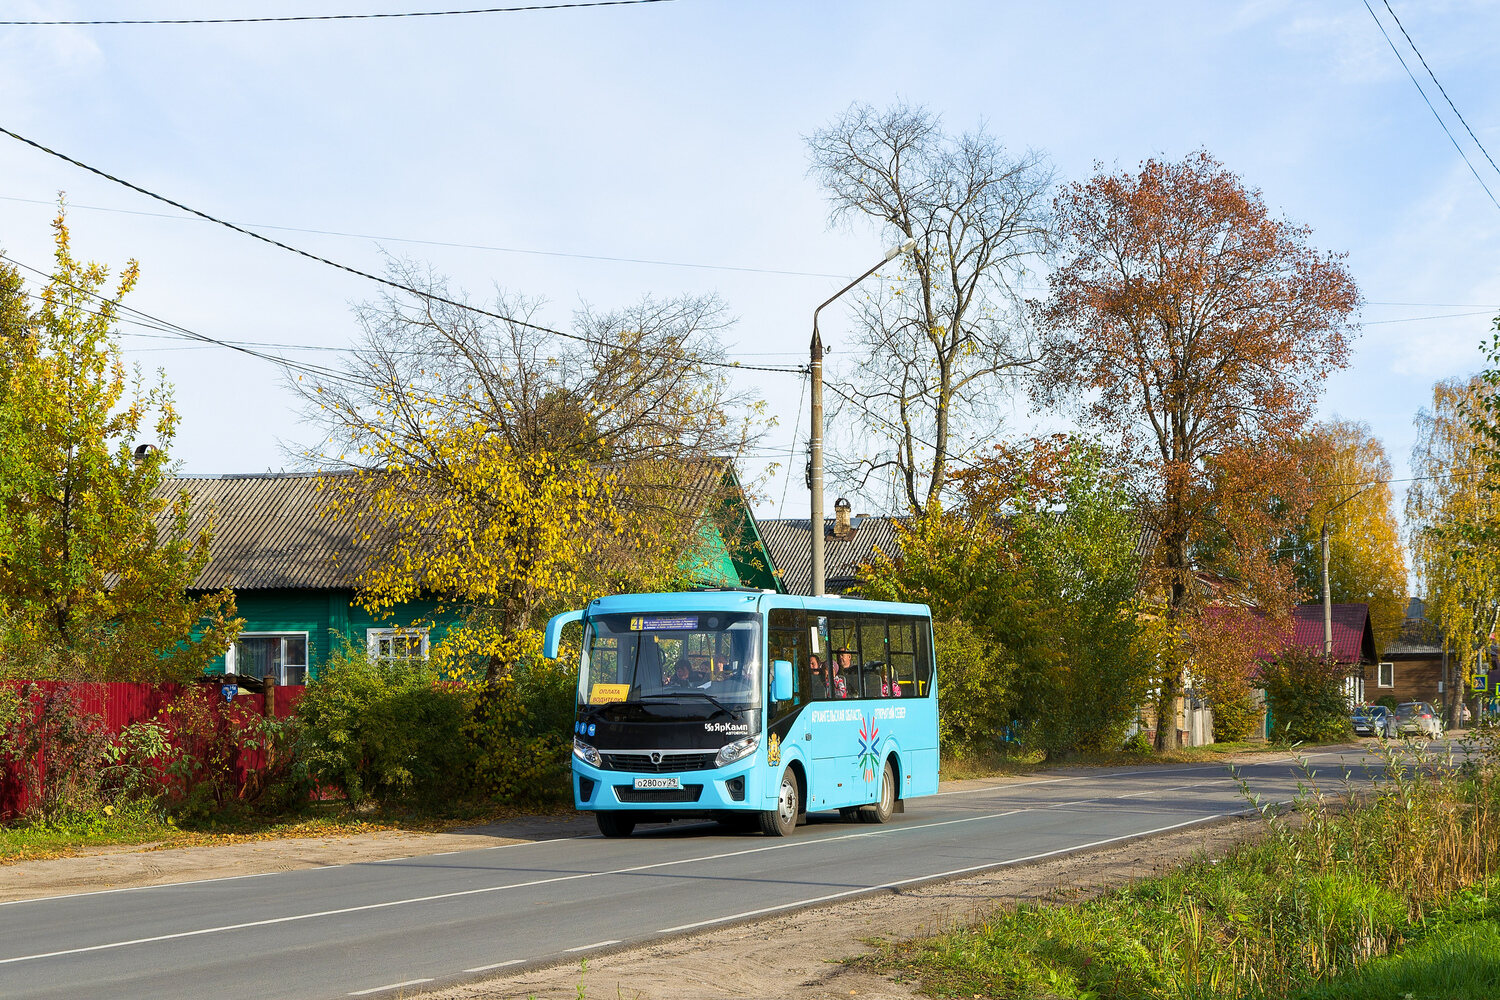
[563,940,620,953]
[0,762,1336,966]
[464,959,524,972]
[0,806,1045,966]
[348,978,433,996]
[655,808,1266,935]
[429,851,460,857]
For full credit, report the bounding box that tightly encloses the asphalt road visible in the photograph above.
[0,744,1435,1000]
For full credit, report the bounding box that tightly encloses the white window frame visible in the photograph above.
[1377,661,1394,688]
[366,627,430,663]
[231,631,310,686]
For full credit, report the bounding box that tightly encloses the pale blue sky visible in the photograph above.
[1,0,1497,528]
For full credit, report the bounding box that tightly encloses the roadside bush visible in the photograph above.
[1211,693,1261,742]
[1260,649,1353,743]
[931,619,1015,758]
[464,658,574,806]
[1376,694,1399,711]
[297,640,473,809]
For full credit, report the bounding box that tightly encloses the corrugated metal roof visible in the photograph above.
[1385,614,1442,656]
[157,474,378,590]
[758,516,907,596]
[162,462,772,593]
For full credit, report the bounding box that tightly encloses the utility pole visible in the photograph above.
[1319,485,1371,702]
[808,238,914,596]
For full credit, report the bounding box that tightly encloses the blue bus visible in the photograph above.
[544,589,939,837]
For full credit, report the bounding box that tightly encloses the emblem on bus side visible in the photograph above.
[767,732,780,766]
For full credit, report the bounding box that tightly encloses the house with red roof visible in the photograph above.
[1200,602,1377,727]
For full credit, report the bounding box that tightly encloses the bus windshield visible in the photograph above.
[580,611,761,709]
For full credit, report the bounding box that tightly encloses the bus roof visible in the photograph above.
[584,591,932,618]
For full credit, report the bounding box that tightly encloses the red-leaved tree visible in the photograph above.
[1036,152,1359,749]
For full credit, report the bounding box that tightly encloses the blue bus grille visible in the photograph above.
[614,784,704,803]
[602,752,717,773]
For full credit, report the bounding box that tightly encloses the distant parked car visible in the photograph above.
[1351,704,1394,738]
[1394,701,1443,740]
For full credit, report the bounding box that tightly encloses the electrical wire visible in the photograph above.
[0,195,853,280]
[0,1,677,26]
[1362,0,1500,213]
[5,257,377,391]
[1363,309,1496,325]
[1380,0,1500,182]
[0,124,804,376]
[776,370,809,518]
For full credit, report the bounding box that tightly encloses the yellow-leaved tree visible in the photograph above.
[1290,418,1408,654]
[0,212,239,680]
[299,265,766,682]
[1406,375,1500,727]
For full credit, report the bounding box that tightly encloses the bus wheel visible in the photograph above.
[860,761,897,824]
[759,768,800,837]
[597,812,636,838]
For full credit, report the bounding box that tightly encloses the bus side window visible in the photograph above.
[888,618,917,698]
[914,619,934,697]
[859,615,889,698]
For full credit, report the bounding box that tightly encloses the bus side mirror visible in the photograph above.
[772,659,793,702]
[543,610,585,659]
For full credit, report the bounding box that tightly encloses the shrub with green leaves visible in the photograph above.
[1211,693,1261,742]
[464,658,574,806]
[1260,649,1353,743]
[297,640,473,809]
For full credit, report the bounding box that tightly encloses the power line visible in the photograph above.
[1362,0,1500,213]
[0,1,676,26]
[5,256,378,391]
[1380,0,1500,182]
[0,195,853,281]
[1363,309,1496,326]
[776,371,809,519]
[6,194,1495,312]
[0,123,803,376]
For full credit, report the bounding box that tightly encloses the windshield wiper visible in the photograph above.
[635,692,735,716]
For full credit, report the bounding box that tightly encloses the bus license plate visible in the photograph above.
[633,776,680,790]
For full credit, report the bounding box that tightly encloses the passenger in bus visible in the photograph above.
[808,653,828,699]
[831,648,853,699]
[667,660,693,687]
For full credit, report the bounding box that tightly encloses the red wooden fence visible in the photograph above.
[1,680,307,820]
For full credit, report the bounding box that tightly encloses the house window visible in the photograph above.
[1378,662,1394,688]
[234,633,309,686]
[367,628,429,665]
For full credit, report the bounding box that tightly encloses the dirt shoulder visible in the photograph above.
[0,744,1339,905]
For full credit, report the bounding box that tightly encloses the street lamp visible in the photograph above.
[809,237,916,596]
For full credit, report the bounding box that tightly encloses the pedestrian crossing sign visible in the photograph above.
[1477,674,1490,693]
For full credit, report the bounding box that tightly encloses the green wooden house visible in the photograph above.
[171,463,780,683]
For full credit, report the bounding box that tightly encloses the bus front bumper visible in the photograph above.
[573,755,765,814]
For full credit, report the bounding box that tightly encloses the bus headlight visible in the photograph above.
[572,738,602,768]
[715,735,759,768]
